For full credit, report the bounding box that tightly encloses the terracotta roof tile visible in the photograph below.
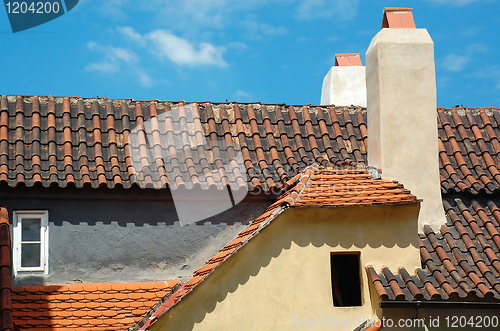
[0,96,371,192]
[438,107,500,194]
[11,280,179,330]
[292,169,416,207]
[368,197,500,302]
[132,165,417,330]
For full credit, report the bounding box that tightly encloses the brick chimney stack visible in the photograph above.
[366,8,446,231]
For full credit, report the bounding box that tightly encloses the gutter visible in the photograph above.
[380,301,500,309]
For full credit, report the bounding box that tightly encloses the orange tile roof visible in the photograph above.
[133,166,417,330]
[287,168,417,207]
[12,280,179,330]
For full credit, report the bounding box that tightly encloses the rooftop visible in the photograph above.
[134,166,418,329]
[12,280,179,330]
[2,96,500,195]
[369,197,500,302]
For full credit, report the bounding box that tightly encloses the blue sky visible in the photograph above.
[1,0,499,108]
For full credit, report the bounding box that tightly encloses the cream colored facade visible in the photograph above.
[365,28,446,232]
[151,202,420,331]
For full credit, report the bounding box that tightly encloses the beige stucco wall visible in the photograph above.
[151,202,421,331]
[365,28,446,232]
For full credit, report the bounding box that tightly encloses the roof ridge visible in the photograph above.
[2,94,369,108]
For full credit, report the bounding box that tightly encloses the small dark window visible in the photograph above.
[330,253,362,307]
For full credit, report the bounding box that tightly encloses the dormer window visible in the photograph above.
[13,210,49,275]
[330,252,362,307]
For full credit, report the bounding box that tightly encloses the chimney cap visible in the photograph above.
[382,7,416,29]
[384,7,413,12]
[335,53,363,67]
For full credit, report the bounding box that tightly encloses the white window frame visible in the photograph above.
[13,210,49,275]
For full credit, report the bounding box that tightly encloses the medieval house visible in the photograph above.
[0,7,499,331]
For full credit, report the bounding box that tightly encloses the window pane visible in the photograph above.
[22,218,41,241]
[21,243,41,267]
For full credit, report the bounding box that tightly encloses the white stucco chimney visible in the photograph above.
[321,53,367,106]
[366,8,446,231]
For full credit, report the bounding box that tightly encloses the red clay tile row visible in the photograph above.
[438,107,500,194]
[11,280,179,330]
[133,166,417,330]
[0,207,14,331]
[0,95,367,192]
[292,169,416,207]
[368,197,500,302]
[3,96,500,194]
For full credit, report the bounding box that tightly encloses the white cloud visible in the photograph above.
[99,0,128,19]
[474,66,500,91]
[117,26,146,46]
[260,23,287,35]
[85,25,228,90]
[437,76,452,88]
[86,42,137,72]
[146,30,227,67]
[86,41,153,88]
[295,0,358,21]
[443,54,471,72]
[99,0,358,33]
[465,43,488,54]
[460,26,480,37]
[234,90,252,102]
[227,41,248,52]
[426,0,480,5]
[242,19,287,37]
[137,69,153,88]
[442,43,488,73]
[85,61,117,73]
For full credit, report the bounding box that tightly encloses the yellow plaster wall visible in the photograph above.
[151,202,421,331]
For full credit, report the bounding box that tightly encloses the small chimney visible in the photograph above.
[382,7,416,29]
[366,8,446,231]
[335,53,363,67]
[321,53,367,107]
